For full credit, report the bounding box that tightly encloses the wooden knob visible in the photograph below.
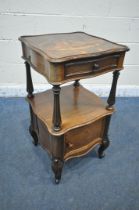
[66,142,74,149]
[92,63,100,71]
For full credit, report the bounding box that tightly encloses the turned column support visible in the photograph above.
[107,70,120,110]
[52,85,62,131]
[25,61,34,98]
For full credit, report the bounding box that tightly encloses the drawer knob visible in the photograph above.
[92,63,100,71]
[66,142,74,149]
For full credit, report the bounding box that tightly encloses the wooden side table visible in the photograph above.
[19,32,129,183]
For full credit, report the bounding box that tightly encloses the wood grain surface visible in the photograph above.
[19,32,128,63]
[27,84,113,136]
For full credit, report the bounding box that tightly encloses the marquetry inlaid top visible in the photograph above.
[19,32,129,63]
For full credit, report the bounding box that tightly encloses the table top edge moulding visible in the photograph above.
[19,31,129,63]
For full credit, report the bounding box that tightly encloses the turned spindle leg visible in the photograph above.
[25,62,37,145]
[98,115,111,158]
[107,70,120,110]
[52,85,62,131]
[73,79,80,87]
[25,61,34,98]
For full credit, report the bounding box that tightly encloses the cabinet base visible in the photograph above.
[29,105,111,183]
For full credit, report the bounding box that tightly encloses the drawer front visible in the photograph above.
[64,54,122,79]
[64,118,106,160]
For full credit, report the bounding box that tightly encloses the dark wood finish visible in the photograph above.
[98,115,111,158]
[107,70,120,110]
[25,61,34,98]
[51,135,64,183]
[29,105,38,146]
[52,85,62,131]
[19,32,129,183]
[52,158,64,184]
[19,32,129,85]
[73,80,80,87]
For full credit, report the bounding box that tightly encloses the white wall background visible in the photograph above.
[0,0,139,96]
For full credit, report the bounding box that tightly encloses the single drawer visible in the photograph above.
[64,117,106,160]
[64,53,123,79]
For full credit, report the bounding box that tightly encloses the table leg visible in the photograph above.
[52,85,62,131]
[98,115,111,158]
[52,158,64,184]
[25,61,34,98]
[107,70,120,110]
[29,105,38,146]
[51,135,64,184]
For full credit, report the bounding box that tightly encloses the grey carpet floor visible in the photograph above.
[0,97,139,210]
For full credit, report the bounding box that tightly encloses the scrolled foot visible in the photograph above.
[98,148,105,159]
[98,137,110,159]
[52,158,63,184]
[29,125,38,146]
[32,135,38,146]
[55,178,60,184]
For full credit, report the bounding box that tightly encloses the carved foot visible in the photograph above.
[98,137,110,158]
[51,158,64,184]
[29,125,38,146]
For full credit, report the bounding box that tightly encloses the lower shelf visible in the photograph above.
[27,84,113,136]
